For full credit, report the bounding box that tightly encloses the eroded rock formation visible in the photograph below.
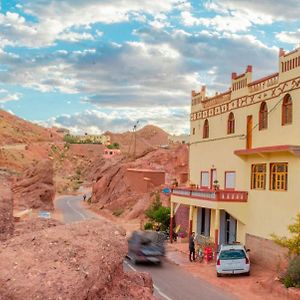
[12,159,55,210]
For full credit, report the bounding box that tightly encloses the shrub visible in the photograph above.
[144,222,153,230]
[283,255,300,288]
[112,208,124,217]
[271,213,300,256]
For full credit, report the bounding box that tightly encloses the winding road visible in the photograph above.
[55,194,237,300]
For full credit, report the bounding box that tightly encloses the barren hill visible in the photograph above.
[105,124,169,156]
[0,109,60,145]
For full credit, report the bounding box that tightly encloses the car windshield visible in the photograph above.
[219,249,246,260]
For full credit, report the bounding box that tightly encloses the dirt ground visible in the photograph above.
[166,242,298,300]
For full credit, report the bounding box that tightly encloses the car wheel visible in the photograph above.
[217,272,222,277]
[245,271,250,276]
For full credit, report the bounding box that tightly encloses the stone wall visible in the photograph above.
[246,233,288,272]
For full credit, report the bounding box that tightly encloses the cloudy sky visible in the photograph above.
[0,0,299,135]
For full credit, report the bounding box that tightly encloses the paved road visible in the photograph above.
[124,259,236,300]
[56,194,237,300]
[55,194,99,223]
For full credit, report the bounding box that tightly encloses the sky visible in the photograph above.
[0,0,299,135]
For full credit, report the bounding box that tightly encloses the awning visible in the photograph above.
[234,145,300,158]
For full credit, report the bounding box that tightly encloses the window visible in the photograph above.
[225,171,236,190]
[259,102,268,130]
[270,163,288,191]
[282,94,292,125]
[192,127,195,135]
[203,119,209,138]
[227,112,235,134]
[200,171,209,188]
[251,164,266,189]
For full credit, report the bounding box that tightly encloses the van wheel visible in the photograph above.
[245,271,250,276]
[217,272,222,277]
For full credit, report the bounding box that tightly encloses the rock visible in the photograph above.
[0,177,14,241]
[0,219,153,299]
[12,159,55,210]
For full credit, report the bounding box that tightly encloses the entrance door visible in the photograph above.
[219,211,237,244]
[246,115,252,149]
[197,208,211,237]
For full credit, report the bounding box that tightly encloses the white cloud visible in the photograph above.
[0,92,22,103]
[211,0,300,21]
[46,107,190,135]
[58,31,94,42]
[276,30,300,45]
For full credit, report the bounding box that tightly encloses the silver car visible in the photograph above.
[216,244,250,277]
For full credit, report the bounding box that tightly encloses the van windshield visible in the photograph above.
[219,249,246,260]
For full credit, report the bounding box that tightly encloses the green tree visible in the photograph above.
[145,192,170,231]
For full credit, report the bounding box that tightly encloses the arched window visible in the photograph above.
[259,102,268,130]
[227,112,235,134]
[282,94,292,125]
[203,119,209,138]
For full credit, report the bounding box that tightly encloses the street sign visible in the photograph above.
[38,211,51,219]
[162,187,171,194]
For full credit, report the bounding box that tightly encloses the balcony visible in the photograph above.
[171,187,248,202]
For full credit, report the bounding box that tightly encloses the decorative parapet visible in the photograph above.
[201,91,231,109]
[248,73,279,94]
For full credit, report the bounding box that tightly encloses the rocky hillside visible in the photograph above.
[90,144,188,222]
[0,109,61,145]
[105,124,169,156]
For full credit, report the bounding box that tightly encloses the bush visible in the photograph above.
[271,213,300,256]
[144,222,153,230]
[283,255,300,288]
[112,208,124,217]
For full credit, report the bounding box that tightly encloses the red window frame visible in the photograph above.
[224,171,236,191]
[282,94,292,125]
[227,112,235,134]
[259,102,268,130]
[200,171,209,189]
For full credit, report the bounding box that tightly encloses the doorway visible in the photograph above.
[219,211,237,244]
[197,208,211,237]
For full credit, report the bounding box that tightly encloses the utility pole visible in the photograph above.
[127,120,139,160]
[133,120,139,159]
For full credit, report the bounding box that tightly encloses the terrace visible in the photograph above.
[171,187,248,202]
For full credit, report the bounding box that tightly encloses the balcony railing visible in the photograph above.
[171,187,248,202]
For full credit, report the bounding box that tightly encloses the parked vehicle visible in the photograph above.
[216,244,250,277]
[127,230,165,264]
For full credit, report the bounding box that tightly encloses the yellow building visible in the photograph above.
[171,47,300,267]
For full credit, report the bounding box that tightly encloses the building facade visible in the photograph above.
[170,47,300,268]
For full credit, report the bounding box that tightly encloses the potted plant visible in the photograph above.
[213,180,220,190]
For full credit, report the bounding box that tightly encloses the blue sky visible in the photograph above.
[0,0,299,135]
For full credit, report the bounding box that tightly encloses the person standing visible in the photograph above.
[189,232,195,262]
